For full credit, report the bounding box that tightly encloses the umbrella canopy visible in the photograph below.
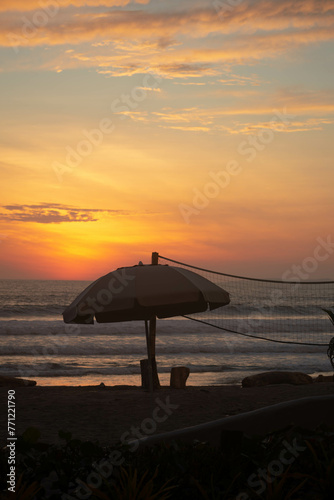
[63,264,230,325]
[63,262,230,391]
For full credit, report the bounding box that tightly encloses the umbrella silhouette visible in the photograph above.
[63,258,230,390]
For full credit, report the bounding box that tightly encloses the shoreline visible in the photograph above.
[1,382,333,446]
[3,367,333,389]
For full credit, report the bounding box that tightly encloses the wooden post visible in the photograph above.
[170,367,190,389]
[151,252,159,265]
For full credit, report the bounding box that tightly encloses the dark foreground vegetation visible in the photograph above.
[1,424,333,499]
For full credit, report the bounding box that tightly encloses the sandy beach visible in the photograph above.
[1,382,333,446]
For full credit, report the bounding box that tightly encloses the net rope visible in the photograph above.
[158,254,334,347]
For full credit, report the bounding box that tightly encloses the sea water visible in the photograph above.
[0,279,332,386]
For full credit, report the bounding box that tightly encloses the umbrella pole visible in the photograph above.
[149,315,160,388]
[150,253,160,389]
[145,320,153,395]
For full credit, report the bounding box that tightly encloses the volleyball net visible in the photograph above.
[158,254,334,347]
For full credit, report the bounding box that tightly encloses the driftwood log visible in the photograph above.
[0,375,36,387]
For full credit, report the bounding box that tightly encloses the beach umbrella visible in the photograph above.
[63,258,230,390]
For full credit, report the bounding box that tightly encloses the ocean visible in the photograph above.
[0,279,333,387]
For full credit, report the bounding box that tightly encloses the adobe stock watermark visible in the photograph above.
[179,108,295,224]
[282,235,334,283]
[6,0,60,54]
[237,109,296,163]
[62,396,179,499]
[76,268,136,322]
[236,437,306,499]
[179,160,242,224]
[18,324,76,381]
[213,0,244,17]
[234,234,334,336]
[18,268,135,381]
[52,72,162,183]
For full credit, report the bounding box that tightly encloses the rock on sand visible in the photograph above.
[242,371,313,387]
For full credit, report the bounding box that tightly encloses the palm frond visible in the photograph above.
[323,309,334,369]
[322,308,334,326]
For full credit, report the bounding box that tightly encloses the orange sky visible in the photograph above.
[0,0,333,279]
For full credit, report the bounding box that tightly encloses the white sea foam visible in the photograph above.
[0,280,332,385]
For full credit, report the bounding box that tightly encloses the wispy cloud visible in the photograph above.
[131,86,161,93]
[113,92,334,134]
[218,117,334,135]
[174,82,207,86]
[0,0,150,12]
[1,0,334,78]
[218,73,264,86]
[0,203,132,223]
[160,125,211,132]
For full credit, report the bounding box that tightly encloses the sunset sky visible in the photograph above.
[0,0,333,280]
